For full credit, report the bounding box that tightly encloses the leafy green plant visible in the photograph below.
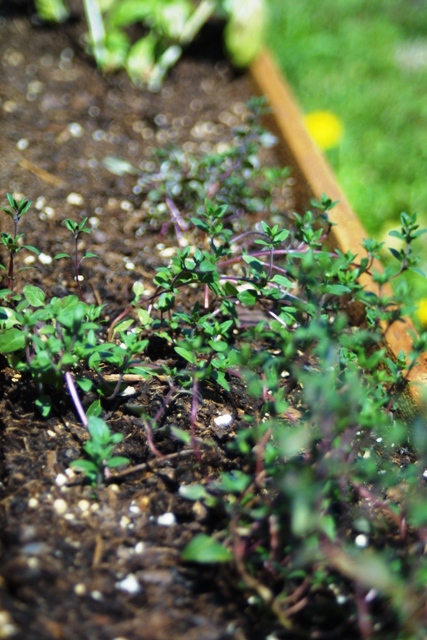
[35,0,267,90]
[0,286,107,417]
[70,415,129,485]
[0,194,39,295]
[54,217,98,301]
[2,98,427,636]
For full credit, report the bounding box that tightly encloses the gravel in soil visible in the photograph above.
[0,8,322,640]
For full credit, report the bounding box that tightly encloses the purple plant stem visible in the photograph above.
[65,370,88,429]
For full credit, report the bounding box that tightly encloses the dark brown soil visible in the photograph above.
[0,7,316,640]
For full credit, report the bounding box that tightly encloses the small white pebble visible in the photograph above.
[68,122,84,137]
[65,468,76,478]
[129,503,141,515]
[43,206,55,218]
[423,469,427,479]
[16,138,29,150]
[23,255,36,265]
[115,574,141,594]
[158,247,176,259]
[120,516,131,528]
[91,591,103,601]
[55,473,67,487]
[74,583,86,595]
[38,253,52,265]
[53,498,68,515]
[120,200,133,211]
[35,196,46,210]
[27,557,39,569]
[376,437,383,443]
[213,414,234,429]
[355,534,369,548]
[157,512,176,527]
[134,542,145,554]
[64,512,75,521]
[3,100,17,113]
[78,500,90,512]
[120,385,136,397]
[0,610,18,637]
[125,262,135,271]
[88,216,99,228]
[28,498,39,509]
[47,430,56,438]
[66,192,83,206]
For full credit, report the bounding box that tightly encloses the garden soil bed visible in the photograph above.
[0,7,374,640]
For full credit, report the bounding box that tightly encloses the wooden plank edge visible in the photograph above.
[249,50,427,414]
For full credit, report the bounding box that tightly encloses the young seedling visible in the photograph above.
[70,415,129,485]
[0,194,39,295]
[55,218,98,301]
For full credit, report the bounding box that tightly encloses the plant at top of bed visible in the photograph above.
[34,0,267,90]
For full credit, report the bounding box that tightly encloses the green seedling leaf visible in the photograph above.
[23,285,46,308]
[174,346,197,364]
[271,274,294,288]
[170,426,191,444]
[238,289,258,306]
[87,416,111,442]
[107,0,156,28]
[181,534,232,563]
[35,395,52,417]
[126,33,157,86]
[76,376,93,392]
[106,456,130,469]
[87,399,102,417]
[0,328,25,353]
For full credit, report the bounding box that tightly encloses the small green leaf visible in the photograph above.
[179,484,209,501]
[35,395,52,417]
[0,328,26,353]
[170,426,191,443]
[238,289,258,306]
[87,399,102,417]
[23,285,46,307]
[181,534,233,563]
[175,346,197,364]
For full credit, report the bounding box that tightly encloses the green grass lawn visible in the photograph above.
[265,0,427,290]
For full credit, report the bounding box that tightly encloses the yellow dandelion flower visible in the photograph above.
[304,111,344,151]
[416,298,427,329]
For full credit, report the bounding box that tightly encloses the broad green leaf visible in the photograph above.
[23,285,46,307]
[271,274,294,288]
[0,328,25,353]
[175,346,197,364]
[106,456,130,468]
[237,289,258,306]
[181,534,233,563]
[87,416,110,442]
